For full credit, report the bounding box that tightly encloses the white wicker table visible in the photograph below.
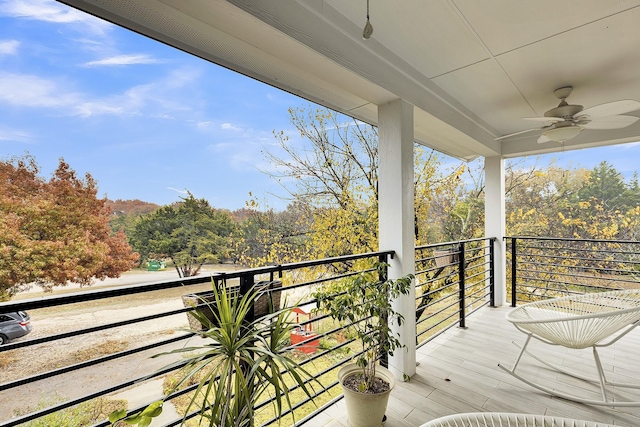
[420,412,614,427]
[498,289,640,406]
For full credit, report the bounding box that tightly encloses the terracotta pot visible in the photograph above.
[338,363,395,427]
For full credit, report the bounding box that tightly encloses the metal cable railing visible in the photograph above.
[506,237,640,306]
[0,252,392,427]
[0,240,498,427]
[414,238,495,348]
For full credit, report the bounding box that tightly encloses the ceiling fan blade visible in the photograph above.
[537,134,552,144]
[577,100,640,119]
[581,115,639,129]
[495,127,544,140]
[522,116,564,123]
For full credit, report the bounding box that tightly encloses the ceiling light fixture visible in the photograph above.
[362,0,373,39]
[542,124,583,142]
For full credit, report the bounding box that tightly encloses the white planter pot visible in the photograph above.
[338,363,395,427]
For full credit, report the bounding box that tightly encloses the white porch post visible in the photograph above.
[484,156,506,306]
[378,99,416,379]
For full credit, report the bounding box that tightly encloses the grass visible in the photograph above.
[16,396,127,427]
[4,340,131,378]
[0,350,19,369]
[67,339,130,365]
[161,350,345,427]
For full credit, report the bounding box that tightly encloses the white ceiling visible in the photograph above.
[60,0,640,161]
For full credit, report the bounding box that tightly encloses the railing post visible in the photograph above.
[379,254,389,369]
[239,271,255,427]
[240,272,255,322]
[511,238,517,307]
[458,242,466,329]
[489,238,495,307]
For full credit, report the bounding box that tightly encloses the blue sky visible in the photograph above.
[1,1,640,212]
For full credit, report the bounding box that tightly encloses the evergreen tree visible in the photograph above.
[130,193,233,277]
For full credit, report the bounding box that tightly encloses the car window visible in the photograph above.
[0,315,13,322]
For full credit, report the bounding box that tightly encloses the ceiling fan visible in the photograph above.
[496,86,640,143]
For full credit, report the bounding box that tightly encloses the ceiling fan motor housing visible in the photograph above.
[544,86,584,119]
[544,103,583,119]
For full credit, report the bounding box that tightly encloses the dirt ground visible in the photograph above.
[0,265,316,423]
[0,266,239,423]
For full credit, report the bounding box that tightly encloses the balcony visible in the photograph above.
[1,237,640,426]
[306,305,640,426]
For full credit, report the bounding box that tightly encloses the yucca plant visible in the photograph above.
[110,281,319,427]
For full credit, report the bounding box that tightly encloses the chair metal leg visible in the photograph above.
[504,333,532,373]
[497,340,640,406]
[592,346,608,403]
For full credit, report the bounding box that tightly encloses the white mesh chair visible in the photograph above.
[420,412,614,427]
[498,290,640,406]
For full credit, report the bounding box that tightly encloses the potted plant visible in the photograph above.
[314,262,413,427]
[110,280,319,427]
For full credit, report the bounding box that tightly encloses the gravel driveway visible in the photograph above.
[0,268,230,423]
[0,265,315,423]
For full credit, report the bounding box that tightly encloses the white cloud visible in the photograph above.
[196,121,213,130]
[75,102,125,117]
[205,128,276,172]
[167,187,189,195]
[0,125,31,142]
[0,63,204,118]
[0,40,19,55]
[83,54,161,67]
[617,141,640,150]
[221,122,241,131]
[209,142,233,153]
[0,0,112,36]
[0,72,81,108]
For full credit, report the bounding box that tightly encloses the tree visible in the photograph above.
[130,193,234,277]
[265,107,380,258]
[423,159,482,243]
[107,199,159,235]
[0,155,139,300]
[578,161,629,212]
[232,199,312,267]
[264,107,458,260]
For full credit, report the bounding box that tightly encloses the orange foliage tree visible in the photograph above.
[0,155,139,300]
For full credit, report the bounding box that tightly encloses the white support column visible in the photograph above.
[484,156,506,306]
[378,99,416,380]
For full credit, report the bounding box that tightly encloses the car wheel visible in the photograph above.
[0,334,8,345]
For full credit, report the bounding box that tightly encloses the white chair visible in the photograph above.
[498,289,640,406]
[420,412,614,427]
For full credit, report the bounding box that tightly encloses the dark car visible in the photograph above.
[0,311,32,345]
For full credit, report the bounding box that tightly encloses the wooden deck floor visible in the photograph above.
[303,305,640,427]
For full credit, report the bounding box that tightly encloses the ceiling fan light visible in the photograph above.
[542,126,582,142]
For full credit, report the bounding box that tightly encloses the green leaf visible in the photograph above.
[108,409,127,423]
[140,401,163,418]
[123,413,142,424]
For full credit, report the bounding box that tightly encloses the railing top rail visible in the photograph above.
[0,250,394,312]
[505,236,640,245]
[416,237,495,251]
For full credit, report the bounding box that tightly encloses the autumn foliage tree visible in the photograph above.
[264,107,459,261]
[0,155,139,301]
[232,199,312,267]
